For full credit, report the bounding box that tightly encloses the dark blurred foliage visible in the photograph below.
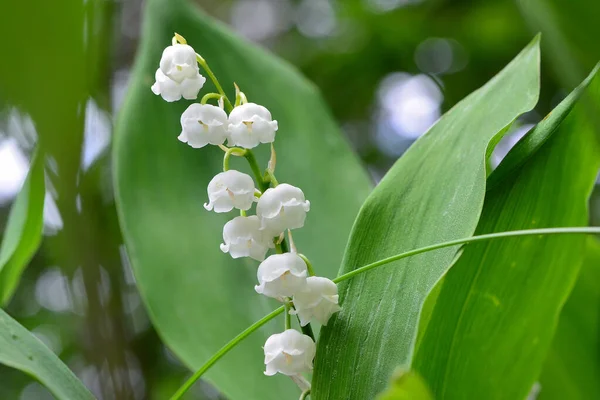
[0,0,598,398]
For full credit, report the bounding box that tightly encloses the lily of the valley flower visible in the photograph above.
[220,216,273,261]
[291,276,341,326]
[256,184,310,236]
[227,103,278,148]
[264,329,316,376]
[255,253,308,299]
[179,104,228,148]
[204,170,256,213]
[151,44,206,102]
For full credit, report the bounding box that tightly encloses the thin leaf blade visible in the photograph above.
[313,38,540,399]
[0,308,94,399]
[413,67,600,399]
[537,238,600,399]
[0,151,45,305]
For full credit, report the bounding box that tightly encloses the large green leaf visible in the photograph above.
[313,38,540,398]
[0,151,45,305]
[376,370,434,400]
[113,0,372,398]
[0,308,94,399]
[413,68,600,399]
[537,238,600,399]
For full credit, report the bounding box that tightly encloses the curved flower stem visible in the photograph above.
[298,254,316,276]
[265,170,279,186]
[168,226,600,400]
[201,92,223,105]
[196,54,234,112]
[169,307,285,400]
[333,227,600,284]
[299,389,311,400]
[223,147,246,171]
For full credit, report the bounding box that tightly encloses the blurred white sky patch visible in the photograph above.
[35,267,73,313]
[375,73,443,156]
[43,183,64,235]
[296,0,337,38]
[415,38,469,75]
[0,138,29,205]
[489,123,534,168]
[82,99,111,171]
[231,0,292,41]
[365,0,423,13]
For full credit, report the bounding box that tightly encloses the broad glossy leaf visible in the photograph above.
[413,68,600,399]
[0,151,45,305]
[113,0,372,398]
[487,64,599,189]
[376,370,434,400]
[313,38,540,398]
[537,238,600,399]
[0,308,94,399]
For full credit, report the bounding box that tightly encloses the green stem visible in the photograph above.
[201,92,222,105]
[266,170,279,186]
[300,389,311,400]
[196,54,233,112]
[284,302,292,330]
[169,226,600,400]
[298,254,316,276]
[169,307,284,400]
[244,150,269,192]
[223,147,246,171]
[333,227,600,284]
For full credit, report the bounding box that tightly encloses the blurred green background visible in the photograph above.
[0,0,598,398]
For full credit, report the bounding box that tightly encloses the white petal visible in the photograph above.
[181,74,206,100]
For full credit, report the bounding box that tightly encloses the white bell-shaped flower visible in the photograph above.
[204,170,256,212]
[256,184,310,236]
[220,216,272,261]
[264,329,316,376]
[151,44,206,102]
[255,253,308,299]
[291,277,341,326]
[179,104,229,148]
[227,103,278,148]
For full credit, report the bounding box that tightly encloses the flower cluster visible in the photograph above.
[152,35,341,384]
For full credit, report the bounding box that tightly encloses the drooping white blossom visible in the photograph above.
[151,44,206,102]
[227,103,278,148]
[263,329,316,376]
[220,216,272,261]
[255,253,308,299]
[204,170,256,212]
[256,184,310,236]
[179,104,229,148]
[291,276,341,326]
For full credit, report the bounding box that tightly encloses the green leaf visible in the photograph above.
[313,38,540,398]
[0,308,94,399]
[113,0,372,399]
[377,370,434,400]
[0,151,45,305]
[412,67,600,399]
[537,238,600,399]
[487,63,600,189]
